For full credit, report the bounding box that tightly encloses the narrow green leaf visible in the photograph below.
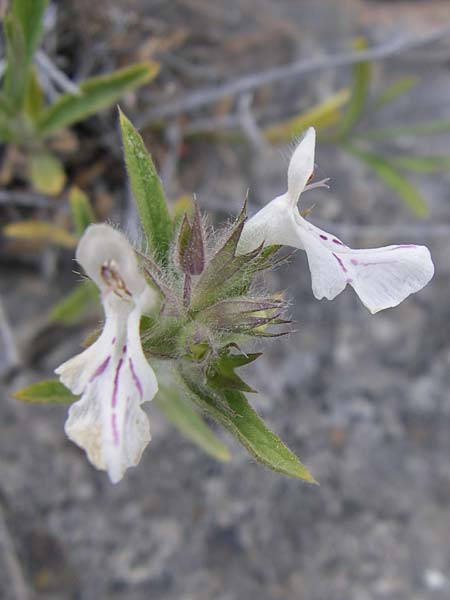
[69,186,95,235]
[392,155,450,173]
[2,15,28,109]
[37,62,160,137]
[11,0,47,64]
[338,37,371,138]
[354,120,450,141]
[50,281,99,324]
[179,365,316,482]
[14,379,77,404]
[3,220,78,248]
[156,385,231,462]
[24,67,44,121]
[344,144,428,217]
[28,152,66,195]
[119,109,172,264]
[373,76,419,110]
[264,88,350,144]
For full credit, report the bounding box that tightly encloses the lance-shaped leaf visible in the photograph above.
[179,365,316,482]
[2,15,27,109]
[373,76,419,111]
[24,67,44,121]
[156,385,230,462]
[344,144,428,217]
[207,350,262,393]
[11,0,47,65]
[392,155,450,174]
[3,220,78,248]
[15,379,78,404]
[338,37,371,138]
[50,281,99,325]
[69,186,95,236]
[119,109,172,264]
[354,119,450,141]
[264,89,349,144]
[37,62,159,137]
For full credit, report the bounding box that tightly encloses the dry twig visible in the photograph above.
[138,25,450,125]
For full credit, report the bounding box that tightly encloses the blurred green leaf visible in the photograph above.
[119,109,172,264]
[11,0,47,64]
[3,220,78,248]
[156,385,231,462]
[344,144,428,217]
[14,379,77,404]
[37,62,160,137]
[2,15,28,109]
[179,365,316,482]
[393,155,450,173]
[354,120,450,141]
[264,89,350,144]
[69,186,95,235]
[338,37,371,138]
[50,281,99,325]
[29,152,66,195]
[24,67,44,121]
[0,94,14,116]
[2,0,47,110]
[373,76,419,110]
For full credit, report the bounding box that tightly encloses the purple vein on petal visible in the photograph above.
[129,358,143,399]
[112,358,124,408]
[332,252,347,273]
[89,356,111,382]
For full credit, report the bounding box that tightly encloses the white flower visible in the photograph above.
[238,128,434,313]
[55,224,158,483]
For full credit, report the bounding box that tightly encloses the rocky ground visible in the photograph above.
[1,1,450,599]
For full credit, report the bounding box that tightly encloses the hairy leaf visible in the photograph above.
[119,109,172,264]
[179,365,316,482]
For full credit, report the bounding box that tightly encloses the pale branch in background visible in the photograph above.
[138,25,450,124]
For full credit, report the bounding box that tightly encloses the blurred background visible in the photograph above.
[1,0,450,598]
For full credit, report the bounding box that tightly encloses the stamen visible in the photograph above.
[304,177,330,192]
[101,260,132,299]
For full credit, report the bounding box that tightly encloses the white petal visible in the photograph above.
[293,216,435,313]
[238,194,300,254]
[287,127,316,204]
[77,224,146,297]
[61,303,157,483]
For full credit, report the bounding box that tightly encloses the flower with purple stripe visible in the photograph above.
[55,224,158,483]
[238,128,434,314]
